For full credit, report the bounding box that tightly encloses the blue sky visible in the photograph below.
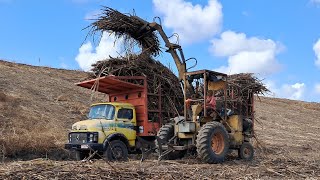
[1,0,320,102]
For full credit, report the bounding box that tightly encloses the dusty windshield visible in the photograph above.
[88,104,115,120]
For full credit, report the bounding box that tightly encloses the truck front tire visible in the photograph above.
[104,140,128,161]
[74,150,87,161]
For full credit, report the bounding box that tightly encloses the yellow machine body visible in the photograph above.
[208,80,226,91]
[226,115,244,145]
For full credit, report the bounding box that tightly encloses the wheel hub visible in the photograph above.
[211,132,225,154]
[113,146,123,159]
[243,147,251,158]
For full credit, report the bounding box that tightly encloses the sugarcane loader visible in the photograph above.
[133,17,255,163]
[156,70,255,163]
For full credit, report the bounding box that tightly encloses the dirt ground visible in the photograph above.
[0,60,320,179]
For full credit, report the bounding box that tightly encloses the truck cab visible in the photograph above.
[65,76,164,161]
[65,102,137,160]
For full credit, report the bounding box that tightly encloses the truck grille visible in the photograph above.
[69,133,88,144]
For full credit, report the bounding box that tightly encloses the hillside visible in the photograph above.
[0,60,319,179]
[0,60,105,159]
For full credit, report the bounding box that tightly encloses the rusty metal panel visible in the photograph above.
[178,122,196,133]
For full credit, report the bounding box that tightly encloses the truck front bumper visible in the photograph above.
[64,143,104,152]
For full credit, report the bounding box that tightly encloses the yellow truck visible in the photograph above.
[65,76,167,161]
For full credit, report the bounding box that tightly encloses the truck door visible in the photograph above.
[116,108,136,146]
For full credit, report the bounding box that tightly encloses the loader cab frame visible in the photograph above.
[183,70,255,125]
[183,70,228,123]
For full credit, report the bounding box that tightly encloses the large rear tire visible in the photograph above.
[156,124,185,160]
[104,140,128,161]
[196,121,229,163]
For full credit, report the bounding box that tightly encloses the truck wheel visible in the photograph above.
[74,150,87,161]
[238,142,254,160]
[155,124,185,160]
[104,140,128,161]
[196,121,229,163]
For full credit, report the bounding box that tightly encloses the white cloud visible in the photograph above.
[84,10,101,21]
[265,80,305,100]
[58,57,68,69]
[211,31,283,75]
[310,0,320,6]
[282,83,305,100]
[75,32,122,71]
[215,50,281,75]
[315,83,320,94]
[211,31,281,56]
[60,63,68,69]
[313,38,320,68]
[264,80,278,97]
[153,0,223,44]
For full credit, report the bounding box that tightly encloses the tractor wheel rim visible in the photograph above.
[211,132,225,154]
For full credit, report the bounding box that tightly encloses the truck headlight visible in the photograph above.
[88,132,98,143]
[69,133,72,143]
[89,133,93,142]
[93,132,98,142]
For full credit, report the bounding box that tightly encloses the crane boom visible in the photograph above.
[133,16,194,95]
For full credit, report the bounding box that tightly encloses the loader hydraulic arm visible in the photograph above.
[148,22,186,81]
[133,16,194,95]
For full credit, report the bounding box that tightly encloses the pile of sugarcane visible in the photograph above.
[226,73,269,118]
[87,6,182,122]
[91,54,184,123]
[228,73,269,95]
[88,7,160,56]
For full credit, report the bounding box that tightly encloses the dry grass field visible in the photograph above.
[0,60,319,179]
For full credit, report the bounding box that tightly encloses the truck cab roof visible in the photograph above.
[91,102,134,108]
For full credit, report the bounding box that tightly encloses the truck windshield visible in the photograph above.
[88,104,115,120]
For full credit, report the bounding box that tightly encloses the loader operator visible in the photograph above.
[206,90,216,109]
[185,90,217,118]
[205,90,216,117]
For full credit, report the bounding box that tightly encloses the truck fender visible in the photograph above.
[103,133,129,150]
